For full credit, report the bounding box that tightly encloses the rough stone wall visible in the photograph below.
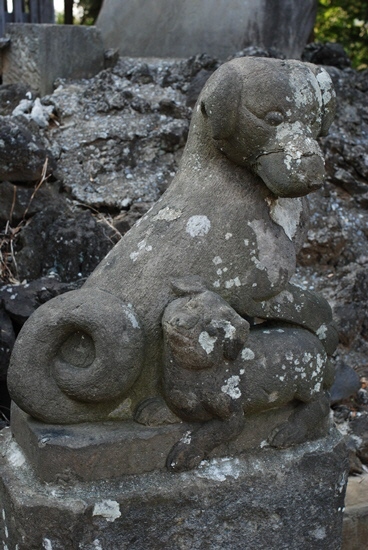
[97,0,317,60]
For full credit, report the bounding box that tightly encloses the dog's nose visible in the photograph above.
[255,151,325,198]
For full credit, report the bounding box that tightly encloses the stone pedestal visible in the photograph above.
[1,24,105,96]
[0,426,347,550]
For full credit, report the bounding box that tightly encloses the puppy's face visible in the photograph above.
[163,291,249,370]
[199,58,336,198]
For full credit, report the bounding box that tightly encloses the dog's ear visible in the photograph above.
[199,64,241,140]
[306,64,336,137]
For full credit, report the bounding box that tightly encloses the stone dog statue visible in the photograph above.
[8,58,337,471]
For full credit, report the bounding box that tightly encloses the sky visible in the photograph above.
[6,1,66,14]
[54,0,64,13]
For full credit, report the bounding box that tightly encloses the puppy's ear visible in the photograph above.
[199,64,241,140]
[170,276,207,296]
[306,64,336,137]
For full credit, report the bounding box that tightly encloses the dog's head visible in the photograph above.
[198,57,335,198]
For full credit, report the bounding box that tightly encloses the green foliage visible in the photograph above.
[78,0,103,25]
[315,0,368,69]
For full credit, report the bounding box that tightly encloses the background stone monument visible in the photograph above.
[96,0,317,59]
[0,57,348,549]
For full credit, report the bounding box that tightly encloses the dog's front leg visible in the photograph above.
[166,404,245,472]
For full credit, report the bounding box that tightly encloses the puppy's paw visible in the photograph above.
[134,397,180,426]
[166,439,205,472]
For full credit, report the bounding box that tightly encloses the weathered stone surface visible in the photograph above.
[0,180,65,228]
[0,278,82,327]
[0,309,14,381]
[10,401,328,481]
[14,207,115,283]
[2,24,105,96]
[0,427,348,550]
[97,0,317,60]
[303,42,352,69]
[350,414,368,465]
[342,473,368,550]
[0,116,55,182]
[46,57,193,209]
[0,83,29,116]
[330,362,361,404]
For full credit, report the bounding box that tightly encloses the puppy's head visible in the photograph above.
[163,290,249,370]
[198,57,336,198]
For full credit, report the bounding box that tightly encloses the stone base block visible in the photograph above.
[342,472,368,550]
[2,24,105,96]
[10,402,329,482]
[0,427,347,550]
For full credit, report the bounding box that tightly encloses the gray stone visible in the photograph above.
[8,59,338,438]
[342,472,368,550]
[0,116,55,182]
[330,362,361,404]
[0,309,14,381]
[2,24,105,96]
[10,401,326,482]
[97,0,317,60]
[0,426,348,550]
[0,83,29,116]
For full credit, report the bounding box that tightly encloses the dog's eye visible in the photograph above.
[264,111,284,126]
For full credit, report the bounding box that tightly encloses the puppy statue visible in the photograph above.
[8,58,337,470]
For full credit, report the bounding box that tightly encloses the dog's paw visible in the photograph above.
[166,439,205,472]
[267,421,307,449]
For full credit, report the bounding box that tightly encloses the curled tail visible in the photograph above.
[8,288,144,423]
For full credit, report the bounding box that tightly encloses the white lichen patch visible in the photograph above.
[186,215,211,237]
[285,351,293,362]
[211,319,236,339]
[221,376,241,399]
[93,500,121,522]
[316,69,334,106]
[316,324,327,340]
[198,331,217,354]
[268,391,279,402]
[225,277,241,289]
[311,527,326,540]
[225,233,232,240]
[43,540,53,550]
[7,440,26,468]
[247,220,281,284]
[180,431,192,445]
[129,239,153,262]
[212,256,222,265]
[122,305,140,329]
[153,206,182,222]
[268,197,303,240]
[275,290,294,304]
[213,280,221,288]
[196,457,241,482]
[302,352,312,364]
[241,348,255,361]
